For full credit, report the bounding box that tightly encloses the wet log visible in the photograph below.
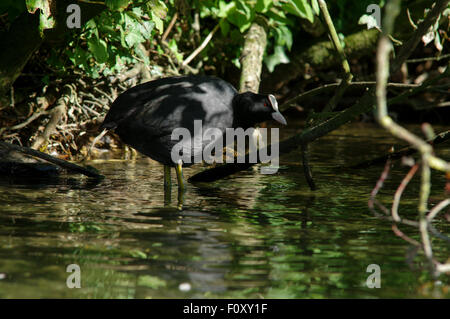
[0,141,103,179]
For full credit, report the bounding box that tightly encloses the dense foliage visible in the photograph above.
[0,0,390,80]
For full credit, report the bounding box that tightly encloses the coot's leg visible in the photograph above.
[175,160,185,192]
[164,165,171,188]
[164,165,171,203]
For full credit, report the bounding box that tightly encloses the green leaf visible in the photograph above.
[358,14,380,30]
[235,0,252,19]
[85,19,99,38]
[310,0,320,16]
[105,0,129,11]
[168,39,183,62]
[151,11,164,33]
[218,0,236,18]
[283,0,314,22]
[39,10,54,32]
[134,44,150,65]
[255,0,272,13]
[275,25,293,51]
[88,37,109,64]
[125,29,145,47]
[68,47,88,69]
[125,11,154,39]
[265,45,290,72]
[26,0,55,35]
[226,5,252,33]
[219,18,230,36]
[265,8,292,25]
[147,0,167,19]
[139,20,155,39]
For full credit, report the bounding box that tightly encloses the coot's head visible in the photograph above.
[233,92,287,128]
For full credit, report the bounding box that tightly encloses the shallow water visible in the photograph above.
[0,122,449,298]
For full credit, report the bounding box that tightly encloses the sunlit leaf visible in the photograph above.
[310,0,320,16]
[151,11,164,33]
[147,0,167,19]
[25,0,55,35]
[218,0,235,18]
[358,14,380,30]
[255,0,273,13]
[105,0,129,11]
[88,37,109,63]
[265,45,290,72]
[283,0,314,22]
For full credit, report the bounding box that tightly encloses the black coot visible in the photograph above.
[101,75,287,190]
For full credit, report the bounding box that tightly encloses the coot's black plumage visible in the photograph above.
[101,75,287,189]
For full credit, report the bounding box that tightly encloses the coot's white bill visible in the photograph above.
[272,111,287,125]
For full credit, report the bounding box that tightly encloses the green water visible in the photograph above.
[0,123,449,298]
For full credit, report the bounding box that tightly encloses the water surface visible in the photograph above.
[0,123,449,298]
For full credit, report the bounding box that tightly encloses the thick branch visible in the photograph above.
[240,18,267,93]
[189,0,450,183]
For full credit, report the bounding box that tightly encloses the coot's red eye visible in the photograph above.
[264,102,268,107]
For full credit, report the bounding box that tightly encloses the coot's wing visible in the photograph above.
[103,76,236,133]
[102,76,237,165]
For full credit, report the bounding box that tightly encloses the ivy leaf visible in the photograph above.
[25,0,55,35]
[148,0,167,32]
[255,0,272,13]
[168,39,183,62]
[134,45,150,65]
[151,11,164,33]
[226,3,253,33]
[146,0,167,34]
[219,18,230,36]
[88,37,109,64]
[358,14,381,30]
[265,45,290,73]
[310,0,320,16]
[68,47,88,69]
[275,25,293,51]
[105,0,129,11]
[125,28,145,47]
[265,8,292,26]
[283,0,314,23]
[148,0,167,19]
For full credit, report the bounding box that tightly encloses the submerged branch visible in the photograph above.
[374,0,450,275]
[0,141,103,179]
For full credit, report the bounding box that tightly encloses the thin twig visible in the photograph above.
[161,12,178,42]
[369,160,391,211]
[280,82,420,112]
[406,8,418,30]
[375,0,450,273]
[427,198,450,222]
[406,53,450,63]
[391,163,419,222]
[182,23,219,68]
[392,224,421,246]
[318,0,353,114]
